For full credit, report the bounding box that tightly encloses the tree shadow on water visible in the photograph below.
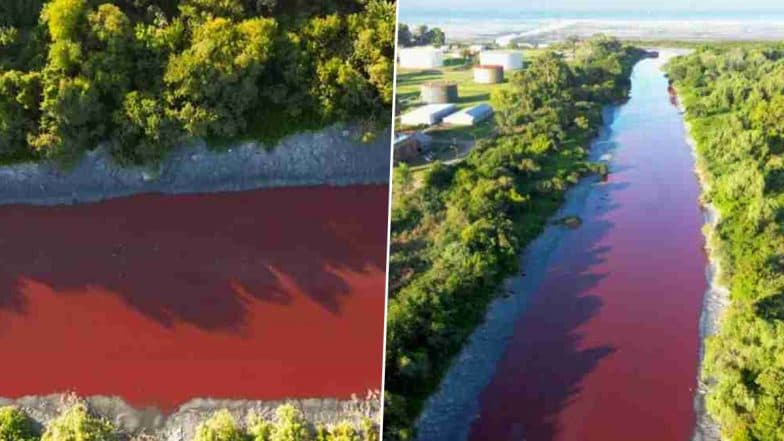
[0,186,388,334]
[468,180,627,441]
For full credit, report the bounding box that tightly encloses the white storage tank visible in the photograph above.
[398,47,444,69]
[479,50,523,71]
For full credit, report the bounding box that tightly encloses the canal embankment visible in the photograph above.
[0,123,390,206]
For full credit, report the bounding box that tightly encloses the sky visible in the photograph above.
[399,0,784,12]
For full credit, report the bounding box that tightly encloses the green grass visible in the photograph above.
[395,60,511,114]
[394,52,547,171]
[394,49,553,116]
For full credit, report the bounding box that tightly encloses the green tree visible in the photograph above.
[428,27,445,48]
[193,410,246,441]
[41,0,87,42]
[42,403,116,441]
[0,70,41,158]
[112,91,182,164]
[0,406,38,441]
[270,405,311,441]
[397,23,412,47]
[164,16,276,137]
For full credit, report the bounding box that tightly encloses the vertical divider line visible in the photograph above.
[379,0,401,437]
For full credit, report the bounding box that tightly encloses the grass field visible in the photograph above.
[393,51,543,167]
[394,56,508,154]
[396,61,508,114]
[394,49,551,114]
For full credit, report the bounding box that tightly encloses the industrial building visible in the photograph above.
[394,132,433,164]
[400,103,457,126]
[443,104,494,126]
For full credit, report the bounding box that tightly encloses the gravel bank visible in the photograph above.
[666,58,726,439]
[0,124,391,206]
[0,392,380,441]
[413,107,620,441]
[683,119,727,441]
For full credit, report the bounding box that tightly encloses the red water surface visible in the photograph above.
[0,185,387,411]
[468,57,707,440]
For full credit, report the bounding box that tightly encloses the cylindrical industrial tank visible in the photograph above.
[473,65,504,84]
[398,47,444,69]
[479,50,524,71]
[420,82,459,104]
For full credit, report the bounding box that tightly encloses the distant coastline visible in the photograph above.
[398,9,784,42]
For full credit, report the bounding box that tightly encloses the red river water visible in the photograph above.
[0,185,387,411]
[468,56,707,440]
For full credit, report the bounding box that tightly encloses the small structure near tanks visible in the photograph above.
[473,65,504,84]
[479,50,523,71]
[400,104,457,127]
[398,47,444,69]
[420,81,459,104]
[443,104,494,126]
[394,132,433,164]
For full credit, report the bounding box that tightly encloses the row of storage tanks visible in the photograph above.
[398,47,523,76]
[417,61,511,105]
[397,47,517,126]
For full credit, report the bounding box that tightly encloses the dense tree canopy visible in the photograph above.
[384,35,643,440]
[0,0,394,165]
[666,44,784,441]
[397,23,444,48]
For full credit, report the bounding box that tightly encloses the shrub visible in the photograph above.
[193,410,246,441]
[41,403,115,441]
[0,406,38,441]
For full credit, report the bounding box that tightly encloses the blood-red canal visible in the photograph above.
[468,55,706,440]
[0,185,387,411]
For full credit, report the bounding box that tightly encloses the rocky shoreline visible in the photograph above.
[0,392,380,441]
[0,123,391,206]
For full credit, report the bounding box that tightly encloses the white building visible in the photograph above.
[443,104,493,126]
[398,47,444,69]
[400,104,457,126]
[469,44,487,54]
[479,50,524,71]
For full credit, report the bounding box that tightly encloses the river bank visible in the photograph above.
[677,99,727,441]
[0,124,390,206]
[0,392,380,441]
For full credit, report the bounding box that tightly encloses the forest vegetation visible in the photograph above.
[0,0,394,166]
[0,402,379,441]
[383,35,644,440]
[396,24,444,48]
[666,44,784,441]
